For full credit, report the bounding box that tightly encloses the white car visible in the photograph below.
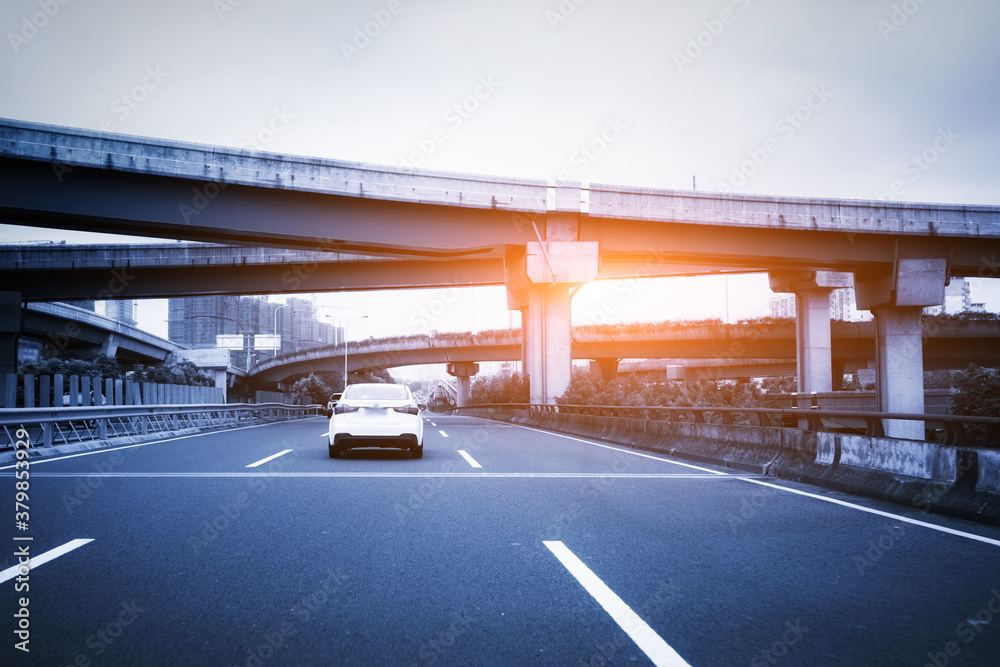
[328,383,424,459]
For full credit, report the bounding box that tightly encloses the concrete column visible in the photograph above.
[100,333,119,357]
[871,305,925,440]
[0,292,21,377]
[214,369,228,403]
[447,362,479,407]
[769,272,852,394]
[506,230,599,404]
[855,258,947,439]
[539,283,573,404]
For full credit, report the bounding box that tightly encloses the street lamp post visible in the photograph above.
[273,304,289,352]
[334,314,368,388]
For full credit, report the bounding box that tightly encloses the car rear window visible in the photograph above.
[345,385,408,401]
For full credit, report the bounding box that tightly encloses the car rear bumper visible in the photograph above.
[332,433,420,450]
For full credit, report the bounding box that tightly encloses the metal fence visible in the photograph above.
[0,403,321,450]
[452,403,1000,448]
[1,372,225,409]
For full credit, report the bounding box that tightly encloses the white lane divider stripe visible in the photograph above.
[0,539,95,584]
[246,449,293,468]
[457,450,482,469]
[439,430,449,438]
[544,541,691,667]
[0,421,304,470]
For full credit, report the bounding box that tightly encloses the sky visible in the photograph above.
[1,0,999,352]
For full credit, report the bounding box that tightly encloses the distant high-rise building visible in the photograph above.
[770,289,871,321]
[167,295,341,366]
[924,278,973,316]
[168,296,239,349]
[768,294,796,318]
[105,300,137,326]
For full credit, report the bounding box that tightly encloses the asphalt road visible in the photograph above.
[2,413,1000,666]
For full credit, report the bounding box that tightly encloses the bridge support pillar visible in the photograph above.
[590,358,619,382]
[101,332,119,357]
[447,362,479,407]
[769,271,853,394]
[856,259,947,439]
[505,188,599,404]
[0,292,21,377]
[507,243,598,404]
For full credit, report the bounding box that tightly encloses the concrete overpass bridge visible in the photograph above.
[0,241,747,301]
[14,301,184,365]
[249,318,1000,404]
[3,118,1000,437]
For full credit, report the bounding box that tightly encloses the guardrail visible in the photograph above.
[451,403,1000,448]
[0,403,323,450]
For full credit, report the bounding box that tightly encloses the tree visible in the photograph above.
[131,361,213,386]
[290,373,332,406]
[469,372,528,404]
[19,355,123,379]
[952,364,1000,443]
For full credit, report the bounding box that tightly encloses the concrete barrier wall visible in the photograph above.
[459,407,1000,525]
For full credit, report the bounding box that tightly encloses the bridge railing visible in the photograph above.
[450,403,1000,448]
[0,403,322,450]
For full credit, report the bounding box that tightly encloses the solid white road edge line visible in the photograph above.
[457,450,482,469]
[246,449,293,468]
[0,420,315,470]
[742,478,1000,548]
[513,424,724,474]
[0,539,95,584]
[511,422,1000,547]
[544,541,691,667]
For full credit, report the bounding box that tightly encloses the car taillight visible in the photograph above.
[334,404,360,415]
[393,404,420,415]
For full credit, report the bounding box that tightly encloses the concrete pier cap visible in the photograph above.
[447,361,480,407]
